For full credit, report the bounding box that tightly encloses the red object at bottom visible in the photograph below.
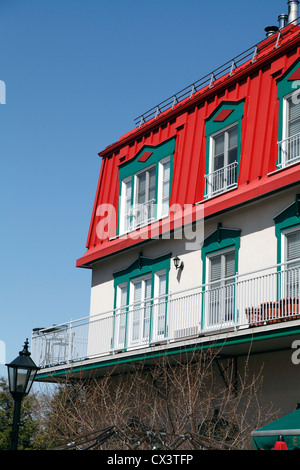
[274,441,288,450]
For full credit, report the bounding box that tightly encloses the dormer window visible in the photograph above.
[207,123,238,197]
[278,93,300,169]
[204,100,244,199]
[118,138,175,235]
[134,165,156,229]
[277,59,300,170]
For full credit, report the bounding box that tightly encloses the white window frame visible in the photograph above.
[128,274,152,347]
[120,156,171,234]
[206,122,238,198]
[133,164,156,229]
[280,92,300,168]
[152,269,167,342]
[205,248,236,329]
[281,226,300,265]
[114,282,128,350]
[282,91,300,141]
[115,269,168,349]
[157,156,171,220]
[119,176,132,235]
[281,226,300,299]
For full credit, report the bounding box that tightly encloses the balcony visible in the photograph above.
[127,199,156,232]
[277,132,300,169]
[204,161,238,198]
[31,260,299,369]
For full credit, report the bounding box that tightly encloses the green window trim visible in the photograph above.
[274,194,300,265]
[204,99,245,198]
[117,137,176,236]
[112,252,171,349]
[201,223,241,328]
[273,194,300,303]
[277,58,300,169]
[277,58,300,142]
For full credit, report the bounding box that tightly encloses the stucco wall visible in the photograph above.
[87,186,299,356]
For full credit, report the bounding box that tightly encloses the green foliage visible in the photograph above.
[0,377,40,450]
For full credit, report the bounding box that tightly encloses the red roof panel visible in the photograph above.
[79,25,300,267]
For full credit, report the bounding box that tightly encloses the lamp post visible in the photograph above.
[6,339,40,450]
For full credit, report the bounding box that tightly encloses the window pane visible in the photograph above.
[157,273,166,336]
[163,160,170,180]
[125,179,132,197]
[145,278,152,299]
[117,285,127,346]
[163,180,169,199]
[214,154,224,171]
[149,168,156,187]
[137,173,146,204]
[148,168,156,201]
[285,230,300,298]
[228,126,238,149]
[120,286,127,306]
[289,98,300,120]
[225,251,235,278]
[288,99,300,137]
[122,179,132,232]
[158,273,166,295]
[287,230,300,262]
[143,278,152,339]
[214,134,224,155]
[289,119,300,137]
[228,148,237,165]
[210,256,222,282]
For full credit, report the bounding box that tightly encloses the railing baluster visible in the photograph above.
[277,132,300,169]
[205,161,238,198]
[31,259,300,368]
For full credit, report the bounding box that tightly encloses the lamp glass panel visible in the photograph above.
[8,367,16,392]
[16,368,30,394]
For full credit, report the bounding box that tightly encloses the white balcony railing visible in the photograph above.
[31,260,300,369]
[129,199,156,231]
[277,132,300,169]
[204,161,238,198]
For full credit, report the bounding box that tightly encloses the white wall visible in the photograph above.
[89,187,299,316]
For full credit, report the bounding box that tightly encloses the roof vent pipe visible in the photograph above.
[288,0,299,25]
[264,25,279,37]
[278,13,288,28]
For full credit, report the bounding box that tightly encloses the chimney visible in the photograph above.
[288,0,299,25]
[278,13,288,28]
[264,25,279,37]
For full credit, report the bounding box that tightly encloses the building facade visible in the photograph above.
[32,4,300,416]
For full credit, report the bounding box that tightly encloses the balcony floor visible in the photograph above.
[34,317,300,382]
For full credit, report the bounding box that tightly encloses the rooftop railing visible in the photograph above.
[134,19,300,128]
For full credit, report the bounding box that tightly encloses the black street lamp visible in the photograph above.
[6,339,40,450]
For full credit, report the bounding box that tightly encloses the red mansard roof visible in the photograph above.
[76,24,300,268]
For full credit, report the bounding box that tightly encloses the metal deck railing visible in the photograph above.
[31,259,300,369]
[277,132,300,169]
[204,161,238,198]
[134,18,300,128]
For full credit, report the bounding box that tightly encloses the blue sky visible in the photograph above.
[0,0,290,376]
